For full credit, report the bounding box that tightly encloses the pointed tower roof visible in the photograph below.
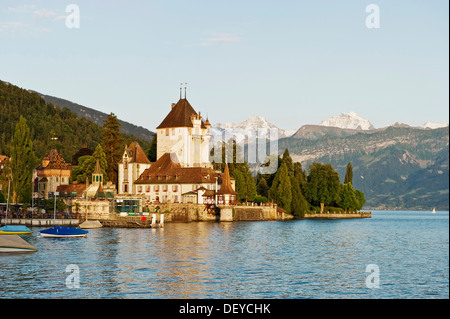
[119,142,151,164]
[93,158,102,174]
[216,164,238,195]
[157,98,206,129]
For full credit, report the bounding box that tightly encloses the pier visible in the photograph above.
[1,218,79,227]
[303,212,372,219]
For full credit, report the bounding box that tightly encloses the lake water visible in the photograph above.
[0,211,448,299]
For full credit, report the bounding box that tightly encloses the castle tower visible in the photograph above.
[156,97,211,168]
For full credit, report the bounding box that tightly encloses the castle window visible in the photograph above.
[166,129,169,136]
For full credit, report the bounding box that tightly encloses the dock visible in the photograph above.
[303,212,371,219]
[1,218,79,227]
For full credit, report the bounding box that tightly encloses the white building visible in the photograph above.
[117,142,151,195]
[156,98,212,168]
[117,95,237,207]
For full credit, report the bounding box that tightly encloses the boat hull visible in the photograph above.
[0,234,38,253]
[79,220,103,229]
[0,225,32,235]
[40,226,88,238]
[0,247,37,252]
[40,233,87,238]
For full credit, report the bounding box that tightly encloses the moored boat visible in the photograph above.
[0,225,33,235]
[79,220,103,229]
[0,234,38,252]
[40,226,88,238]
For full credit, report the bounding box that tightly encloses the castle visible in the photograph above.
[115,95,237,212]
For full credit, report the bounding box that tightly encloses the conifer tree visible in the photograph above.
[282,148,294,176]
[257,176,269,198]
[276,162,292,212]
[290,175,309,218]
[344,162,353,184]
[10,116,36,204]
[146,134,157,162]
[102,113,123,184]
[269,162,292,211]
[232,162,256,203]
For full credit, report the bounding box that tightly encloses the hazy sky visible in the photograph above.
[1,0,448,132]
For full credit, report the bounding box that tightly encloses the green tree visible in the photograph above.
[102,113,123,184]
[344,162,353,184]
[281,148,293,176]
[72,144,107,183]
[232,162,256,203]
[10,116,36,204]
[269,162,292,211]
[355,189,366,211]
[337,183,357,212]
[306,162,340,213]
[290,175,309,218]
[146,134,157,162]
[256,176,269,198]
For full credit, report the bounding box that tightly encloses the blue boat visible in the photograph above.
[0,225,33,235]
[40,226,88,238]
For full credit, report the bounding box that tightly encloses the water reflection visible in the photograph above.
[0,211,448,298]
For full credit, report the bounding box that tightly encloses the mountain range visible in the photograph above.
[217,113,449,211]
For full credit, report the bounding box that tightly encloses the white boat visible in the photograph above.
[432,208,436,214]
[0,234,37,253]
[79,220,103,229]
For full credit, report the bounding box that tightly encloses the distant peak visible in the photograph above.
[320,112,375,130]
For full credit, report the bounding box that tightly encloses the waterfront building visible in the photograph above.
[117,142,151,195]
[33,149,71,199]
[129,95,236,206]
[60,159,116,218]
[156,98,212,168]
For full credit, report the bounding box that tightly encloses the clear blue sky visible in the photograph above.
[1,0,448,132]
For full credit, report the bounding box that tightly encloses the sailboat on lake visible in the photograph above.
[40,192,88,238]
[432,208,436,214]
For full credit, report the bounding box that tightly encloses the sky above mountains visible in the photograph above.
[1,0,448,132]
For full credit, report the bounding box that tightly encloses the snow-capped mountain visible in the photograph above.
[319,112,375,130]
[421,121,449,129]
[212,115,295,141]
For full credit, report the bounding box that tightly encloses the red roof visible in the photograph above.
[119,142,151,164]
[216,164,238,195]
[36,149,71,170]
[134,153,220,184]
[157,98,206,129]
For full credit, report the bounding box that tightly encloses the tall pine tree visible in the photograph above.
[10,116,36,204]
[344,162,353,184]
[269,162,292,212]
[102,113,123,184]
